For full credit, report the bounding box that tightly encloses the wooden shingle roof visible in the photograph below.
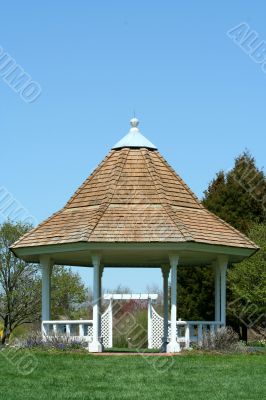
[11,122,257,251]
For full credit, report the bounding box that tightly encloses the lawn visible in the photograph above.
[0,350,265,400]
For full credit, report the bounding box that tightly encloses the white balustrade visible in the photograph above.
[42,320,93,341]
[150,305,224,350]
[41,302,113,347]
[42,308,224,350]
[186,321,224,347]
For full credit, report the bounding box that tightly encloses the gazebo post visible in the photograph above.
[167,254,180,353]
[147,297,152,349]
[218,256,228,326]
[161,265,170,352]
[99,265,104,308]
[89,254,103,352]
[40,255,53,322]
[213,261,221,322]
[99,265,104,337]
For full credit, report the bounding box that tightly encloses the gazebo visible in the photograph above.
[11,118,258,352]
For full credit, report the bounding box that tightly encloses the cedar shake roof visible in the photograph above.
[11,119,257,251]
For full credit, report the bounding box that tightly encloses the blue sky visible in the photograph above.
[0,1,265,291]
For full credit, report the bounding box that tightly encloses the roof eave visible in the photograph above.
[10,240,258,266]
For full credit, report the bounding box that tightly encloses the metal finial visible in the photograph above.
[130,117,139,128]
[112,117,157,149]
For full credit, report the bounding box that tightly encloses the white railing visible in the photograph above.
[174,320,224,348]
[187,321,224,346]
[42,320,93,340]
[42,313,224,350]
[175,320,190,349]
[41,304,112,348]
[150,306,224,349]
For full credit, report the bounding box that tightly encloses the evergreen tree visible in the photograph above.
[177,151,266,333]
[228,223,266,338]
[203,151,266,233]
[177,266,214,321]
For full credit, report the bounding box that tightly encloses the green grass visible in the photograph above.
[0,350,265,400]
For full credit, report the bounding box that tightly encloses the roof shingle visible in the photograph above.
[11,147,257,251]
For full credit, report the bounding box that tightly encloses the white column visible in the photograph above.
[147,298,152,349]
[99,265,104,338]
[89,254,103,352]
[213,261,221,322]
[218,256,228,326]
[167,254,180,353]
[109,299,113,348]
[40,255,53,322]
[161,265,170,352]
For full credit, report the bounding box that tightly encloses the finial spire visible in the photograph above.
[130,117,139,129]
[112,117,157,150]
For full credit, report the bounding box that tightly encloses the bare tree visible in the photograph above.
[0,221,40,344]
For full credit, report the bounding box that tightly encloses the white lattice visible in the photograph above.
[85,324,93,337]
[150,306,184,348]
[101,302,112,348]
[150,306,169,349]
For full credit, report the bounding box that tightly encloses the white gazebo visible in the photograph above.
[11,118,258,352]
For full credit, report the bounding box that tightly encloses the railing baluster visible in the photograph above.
[198,324,203,346]
[185,323,190,349]
[79,323,84,337]
[42,322,46,338]
[66,324,70,336]
[193,324,196,341]
[53,324,57,336]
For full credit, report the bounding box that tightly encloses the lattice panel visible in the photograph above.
[86,324,93,337]
[150,306,170,349]
[101,303,112,348]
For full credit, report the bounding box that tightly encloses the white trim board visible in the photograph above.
[104,293,158,300]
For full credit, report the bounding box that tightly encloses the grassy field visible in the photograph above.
[0,350,265,400]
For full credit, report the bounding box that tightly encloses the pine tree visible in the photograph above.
[203,151,266,233]
[177,151,266,333]
[228,223,266,339]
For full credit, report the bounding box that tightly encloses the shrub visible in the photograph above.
[18,330,87,351]
[200,327,247,353]
[248,339,266,348]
